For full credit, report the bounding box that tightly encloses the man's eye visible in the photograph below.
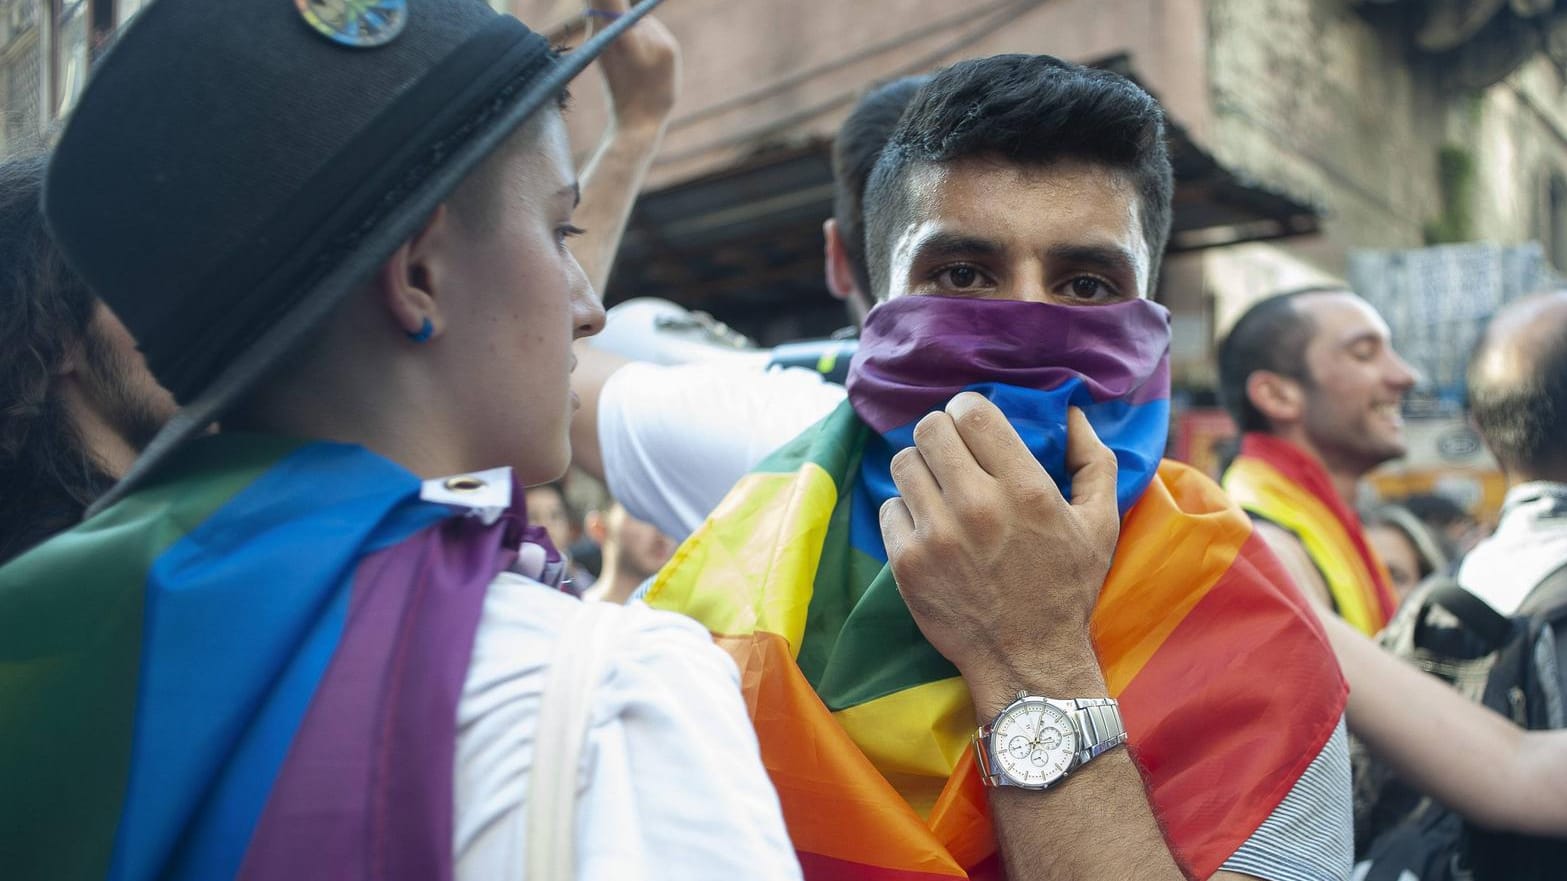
[557,224,586,243]
[939,265,985,289]
[1068,277,1109,300]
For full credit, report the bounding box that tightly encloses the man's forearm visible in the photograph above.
[968,658,1185,881]
[988,752,1181,880]
[1320,604,1567,836]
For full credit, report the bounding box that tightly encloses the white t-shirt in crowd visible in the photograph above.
[453,570,801,880]
[599,362,846,542]
[596,360,1353,881]
[1458,482,1567,614]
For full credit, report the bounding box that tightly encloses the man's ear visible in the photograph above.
[1246,370,1305,427]
[823,218,874,324]
[375,204,454,341]
[823,218,857,303]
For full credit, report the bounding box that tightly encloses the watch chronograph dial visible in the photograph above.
[1007,735,1031,760]
[990,699,1076,788]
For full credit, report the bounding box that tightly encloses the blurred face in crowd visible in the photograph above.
[525,484,575,555]
[882,156,1151,306]
[1295,293,1418,474]
[606,504,675,580]
[1366,523,1422,601]
[71,305,179,476]
[438,111,602,485]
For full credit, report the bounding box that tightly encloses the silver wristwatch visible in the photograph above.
[973,691,1127,790]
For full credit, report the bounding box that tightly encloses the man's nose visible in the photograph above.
[1386,349,1419,389]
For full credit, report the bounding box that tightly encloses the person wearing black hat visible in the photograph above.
[0,2,799,879]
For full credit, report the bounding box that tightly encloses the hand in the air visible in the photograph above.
[587,0,681,134]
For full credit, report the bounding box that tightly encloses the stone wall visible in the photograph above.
[1206,0,1446,261]
[1204,0,1567,276]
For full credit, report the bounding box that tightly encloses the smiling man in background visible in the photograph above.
[1219,287,1419,634]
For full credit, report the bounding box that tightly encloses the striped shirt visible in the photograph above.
[1223,719,1354,881]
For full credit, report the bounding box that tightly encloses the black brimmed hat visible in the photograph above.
[44,0,662,513]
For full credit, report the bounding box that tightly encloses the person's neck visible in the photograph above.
[228,353,475,480]
[1271,428,1364,508]
[588,555,647,605]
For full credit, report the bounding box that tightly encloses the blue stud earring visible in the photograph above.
[407,317,434,343]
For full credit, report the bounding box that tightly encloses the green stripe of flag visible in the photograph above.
[0,434,301,881]
[763,403,964,712]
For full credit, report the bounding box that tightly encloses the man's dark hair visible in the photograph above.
[831,75,928,296]
[862,54,1174,298]
[1467,296,1567,476]
[0,155,114,564]
[1217,286,1348,434]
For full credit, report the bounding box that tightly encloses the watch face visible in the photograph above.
[991,699,1077,788]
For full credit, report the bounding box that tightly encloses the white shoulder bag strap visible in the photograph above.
[526,601,621,881]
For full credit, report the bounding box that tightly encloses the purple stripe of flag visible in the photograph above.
[846,295,1171,434]
[237,513,518,881]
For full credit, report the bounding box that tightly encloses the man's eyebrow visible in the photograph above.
[1045,243,1139,277]
[558,181,580,207]
[1339,328,1387,348]
[907,232,1006,263]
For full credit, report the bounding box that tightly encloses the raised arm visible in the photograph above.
[570,0,680,294]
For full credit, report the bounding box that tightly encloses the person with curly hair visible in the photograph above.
[0,154,175,564]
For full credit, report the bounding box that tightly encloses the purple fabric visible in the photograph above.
[238,505,536,880]
[845,295,1171,434]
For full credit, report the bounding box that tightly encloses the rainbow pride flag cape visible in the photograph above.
[0,435,541,881]
[648,296,1347,880]
[1223,432,1398,635]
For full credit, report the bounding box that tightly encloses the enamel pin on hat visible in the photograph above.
[295,0,408,48]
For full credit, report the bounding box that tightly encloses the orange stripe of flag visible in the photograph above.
[715,632,970,879]
[1093,462,1252,692]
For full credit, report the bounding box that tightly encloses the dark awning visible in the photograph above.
[605,89,1321,342]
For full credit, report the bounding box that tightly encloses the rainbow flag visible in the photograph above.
[1223,432,1399,634]
[0,435,537,881]
[648,296,1347,880]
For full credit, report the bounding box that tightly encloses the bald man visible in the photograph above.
[1459,289,1567,614]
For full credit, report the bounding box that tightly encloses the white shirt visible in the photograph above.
[597,362,1351,880]
[452,573,801,881]
[599,362,846,541]
[1458,482,1567,614]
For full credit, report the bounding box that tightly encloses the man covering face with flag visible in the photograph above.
[645,54,1353,881]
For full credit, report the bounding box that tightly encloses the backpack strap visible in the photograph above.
[1518,560,1567,620]
[1421,576,1515,652]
